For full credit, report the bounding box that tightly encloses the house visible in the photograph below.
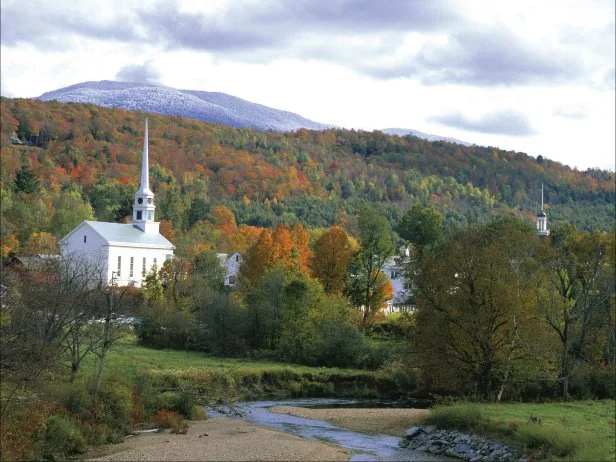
[217,251,242,287]
[381,247,415,315]
[5,254,61,283]
[60,119,175,287]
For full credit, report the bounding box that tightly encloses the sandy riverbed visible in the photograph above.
[270,406,429,436]
[87,407,429,461]
[87,418,349,461]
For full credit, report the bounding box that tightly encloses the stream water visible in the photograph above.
[207,398,454,461]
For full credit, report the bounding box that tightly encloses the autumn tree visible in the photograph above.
[290,223,313,274]
[240,229,274,284]
[22,232,58,256]
[311,226,353,294]
[346,205,395,326]
[413,219,540,400]
[271,224,294,264]
[211,205,237,232]
[536,224,615,398]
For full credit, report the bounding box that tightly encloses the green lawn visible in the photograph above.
[424,401,616,461]
[81,334,359,375]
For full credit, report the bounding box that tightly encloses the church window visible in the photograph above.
[137,198,143,204]
[153,258,157,268]
[83,235,87,243]
[236,254,239,262]
[147,198,153,204]
[147,211,153,221]
[142,257,146,277]
[137,211,142,220]
[117,256,121,277]
[130,257,134,277]
[166,254,172,261]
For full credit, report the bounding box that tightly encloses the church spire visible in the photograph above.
[536,183,550,237]
[139,118,153,195]
[132,119,158,233]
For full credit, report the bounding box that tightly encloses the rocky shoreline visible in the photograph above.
[400,425,526,462]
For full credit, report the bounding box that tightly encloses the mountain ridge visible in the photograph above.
[2,96,613,234]
[38,81,471,145]
[38,80,334,132]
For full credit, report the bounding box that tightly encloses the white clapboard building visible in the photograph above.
[60,119,175,287]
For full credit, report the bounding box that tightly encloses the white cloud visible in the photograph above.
[0,0,614,170]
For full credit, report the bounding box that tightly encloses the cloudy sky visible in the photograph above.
[1,0,614,170]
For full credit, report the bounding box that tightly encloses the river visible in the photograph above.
[207,398,455,461]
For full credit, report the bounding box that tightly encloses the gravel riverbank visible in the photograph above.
[87,418,349,461]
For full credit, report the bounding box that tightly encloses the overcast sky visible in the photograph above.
[1,0,614,170]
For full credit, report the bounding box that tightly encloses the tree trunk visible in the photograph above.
[559,345,571,398]
[91,291,112,394]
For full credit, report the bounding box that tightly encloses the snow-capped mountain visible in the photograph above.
[382,128,471,146]
[38,81,471,145]
[38,81,333,132]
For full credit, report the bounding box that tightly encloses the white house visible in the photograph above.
[60,119,175,287]
[217,252,242,287]
[381,247,414,315]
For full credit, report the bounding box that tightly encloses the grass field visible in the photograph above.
[78,334,402,401]
[423,400,616,461]
[81,334,353,374]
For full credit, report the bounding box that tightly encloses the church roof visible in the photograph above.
[67,221,175,249]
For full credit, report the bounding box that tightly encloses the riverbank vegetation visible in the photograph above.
[422,400,616,461]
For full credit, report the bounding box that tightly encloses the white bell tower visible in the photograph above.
[536,183,550,237]
[132,119,159,234]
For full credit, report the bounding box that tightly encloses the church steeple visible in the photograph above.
[132,119,158,233]
[536,183,550,237]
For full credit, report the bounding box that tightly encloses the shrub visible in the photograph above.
[154,410,188,434]
[0,400,57,461]
[95,377,134,438]
[157,390,197,419]
[192,406,208,421]
[57,384,94,419]
[38,415,86,459]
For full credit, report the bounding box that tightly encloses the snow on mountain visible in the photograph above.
[37,81,472,146]
[38,81,333,132]
[382,128,471,146]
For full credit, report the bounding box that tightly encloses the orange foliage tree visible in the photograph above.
[311,226,353,294]
[22,232,58,256]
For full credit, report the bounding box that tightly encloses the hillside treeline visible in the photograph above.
[1,97,614,257]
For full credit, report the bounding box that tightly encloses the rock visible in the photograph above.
[404,426,423,439]
[399,426,521,461]
[454,443,472,454]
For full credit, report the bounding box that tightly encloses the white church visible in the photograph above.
[60,120,175,287]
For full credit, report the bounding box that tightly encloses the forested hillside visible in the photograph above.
[1,97,613,253]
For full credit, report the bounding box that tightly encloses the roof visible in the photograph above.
[9,254,61,271]
[74,221,175,249]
